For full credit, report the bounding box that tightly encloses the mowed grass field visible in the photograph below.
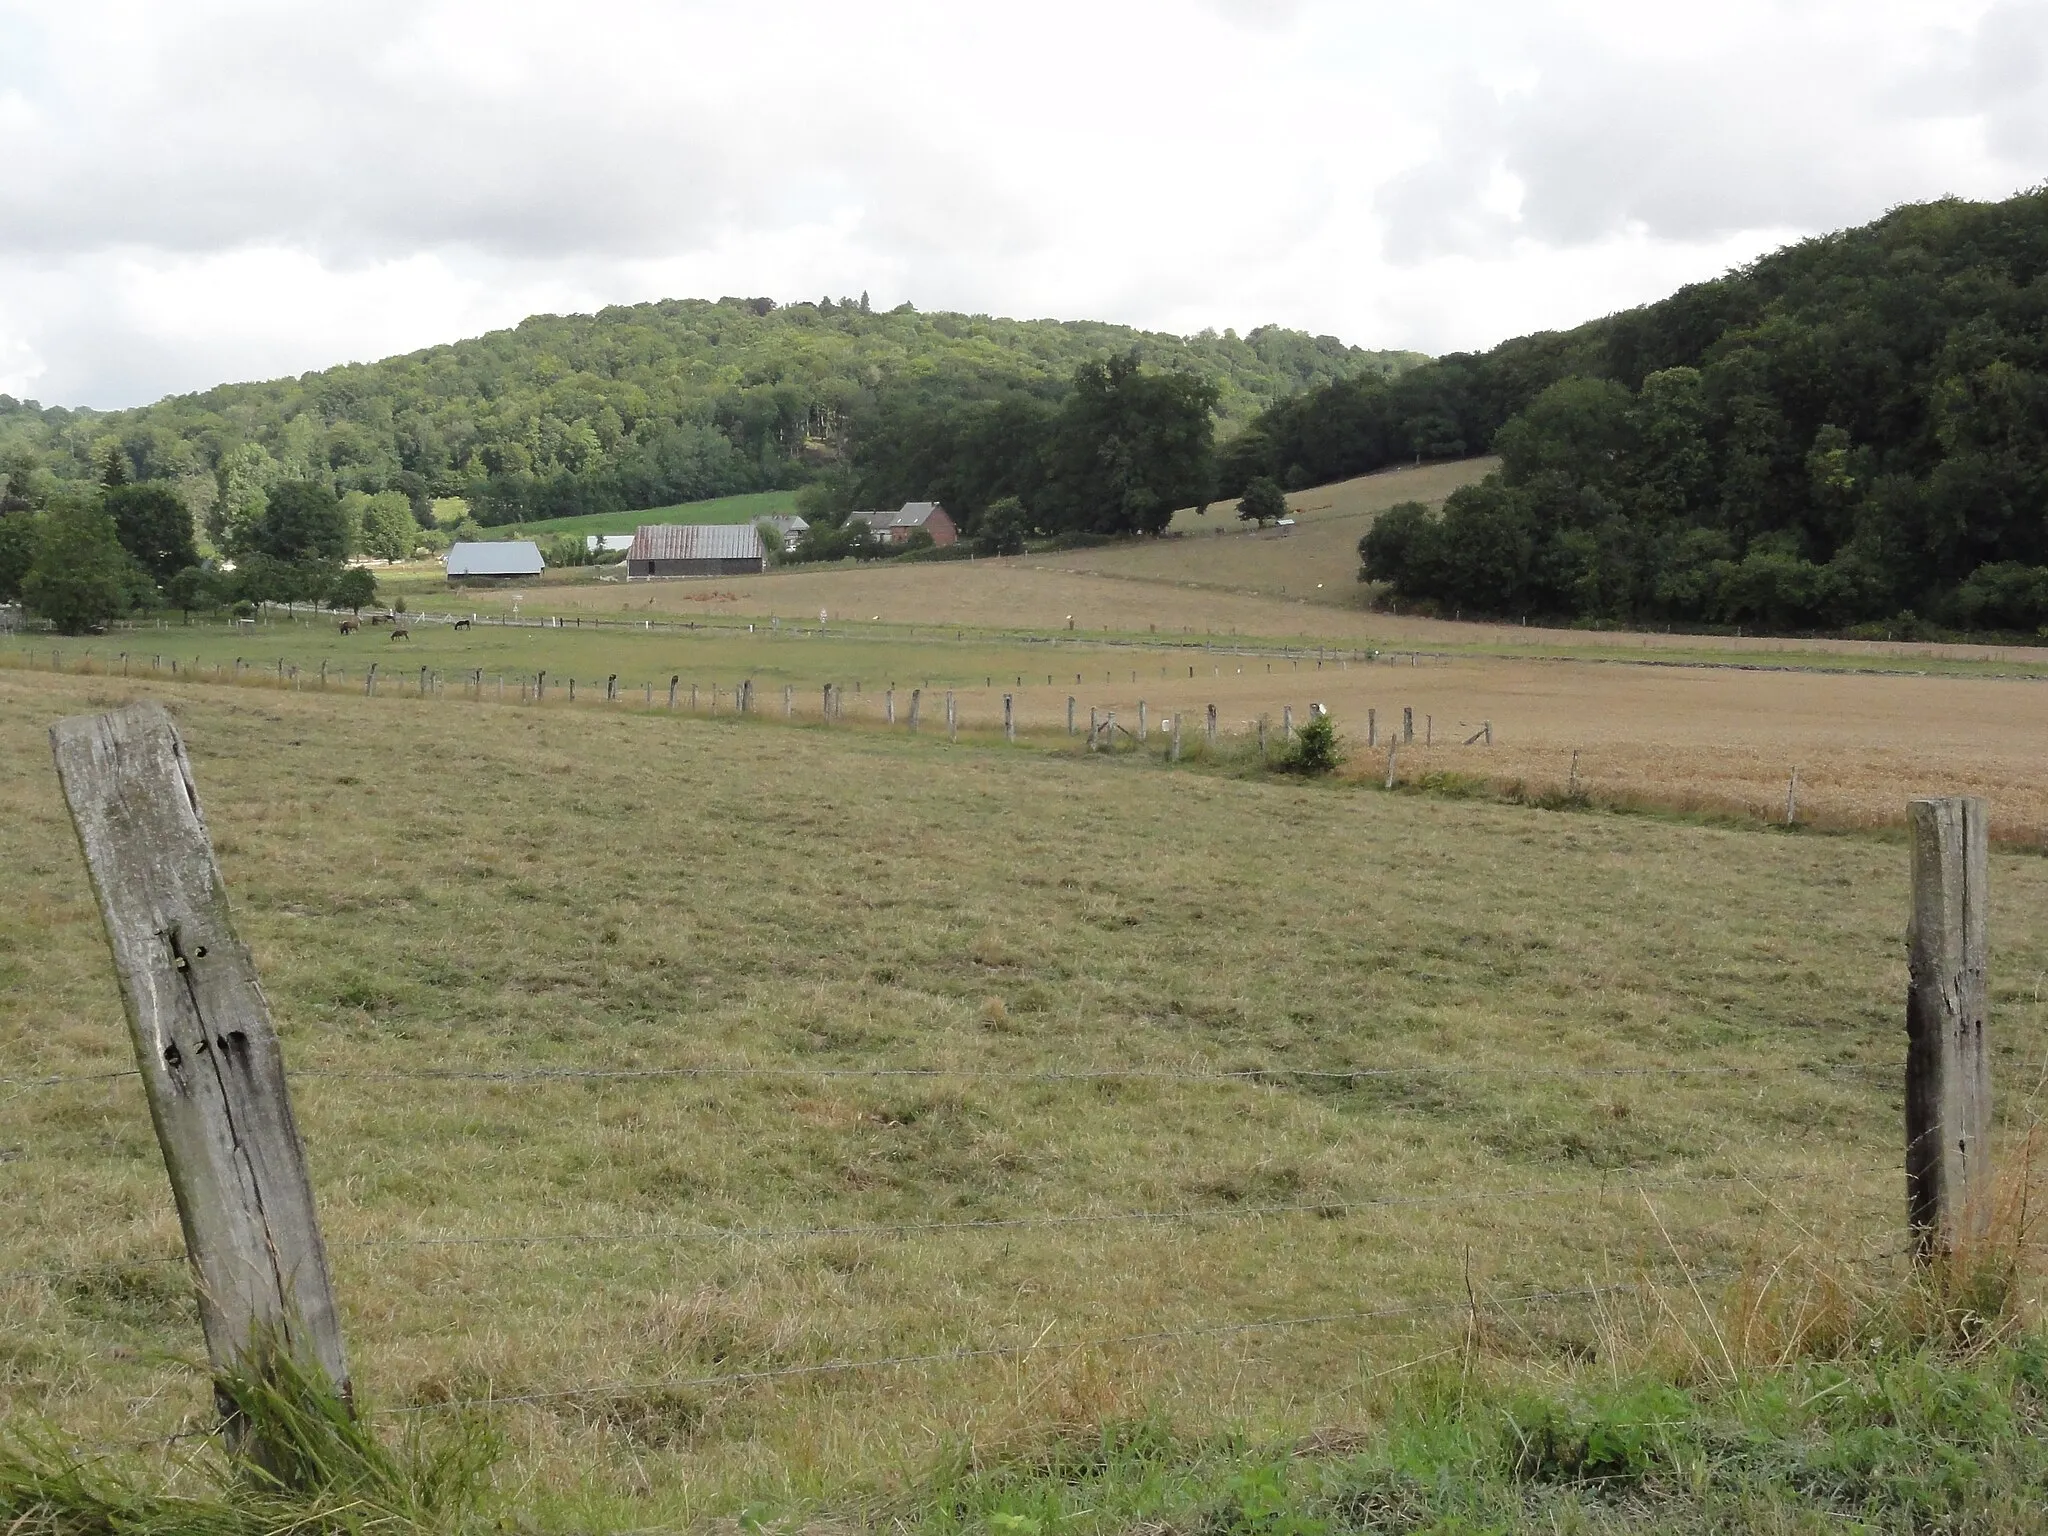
[4,663,2046,1525]
[24,598,2048,841]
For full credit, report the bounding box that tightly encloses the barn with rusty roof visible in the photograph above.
[625,524,766,578]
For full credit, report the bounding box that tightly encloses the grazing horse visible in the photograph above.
[389,625,411,641]
[338,618,359,635]
[452,617,472,630]
[368,613,392,625]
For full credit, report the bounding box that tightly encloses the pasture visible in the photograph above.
[474,489,802,544]
[3,654,2046,1526]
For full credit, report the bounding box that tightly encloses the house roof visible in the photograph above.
[628,524,765,562]
[851,502,948,529]
[756,515,809,532]
[446,540,544,576]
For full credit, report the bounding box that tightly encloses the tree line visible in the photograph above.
[0,297,1421,546]
[0,453,380,633]
[1218,189,2048,636]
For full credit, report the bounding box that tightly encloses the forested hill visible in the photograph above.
[0,297,1422,532]
[1228,189,2048,634]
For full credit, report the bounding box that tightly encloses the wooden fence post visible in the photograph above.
[1067,696,1076,735]
[669,676,680,709]
[947,691,958,741]
[1285,705,1296,743]
[823,683,833,721]
[1089,707,1099,750]
[1786,768,1800,826]
[1004,693,1015,742]
[1205,704,1217,747]
[1171,713,1182,762]
[1402,706,1413,743]
[886,688,895,725]
[784,684,794,719]
[49,702,350,1415]
[536,670,546,701]
[1257,715,1268,759]
[1906,796,1993,1259]
[365,663,377,697]
[1385,742,1399,790]
[909,688,921,732]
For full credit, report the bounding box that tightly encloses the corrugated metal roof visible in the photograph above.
[446,541,544,576]
[898,501,944,524]
[628,524,764,561]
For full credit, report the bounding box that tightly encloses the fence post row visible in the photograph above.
[1905,796,1994,1259]
[49,702,350,1426]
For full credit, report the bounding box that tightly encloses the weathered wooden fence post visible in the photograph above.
[886,688,896,725]
[669,676,680,709]
[1786,768,1800,826]
[1205,703,1218,747]
[1067,696,1076,735]
[1906,796,1993,1259]
[1137,700,1148,742]
[421,666,431,697]
[365,662,377,697]
[49,703,351,1421]
[536,669,546,701]
[1089,707,1099,750]
[784,684,794,719]
[606,674,617,703]
[1171,713,1182,762]
[1004,693,1015,742]
[909,688,921,732]
[1402,706,1413,743]
[1385,742,1399,790]
[822,683,833,721]
[947,691,958,741]
[1257,715,1268,759]
[1284,705,1296,743]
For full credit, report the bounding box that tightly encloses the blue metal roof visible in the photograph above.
[446,541,544,577]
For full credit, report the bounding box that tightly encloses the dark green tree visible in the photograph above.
[20,504,147,633]
[1236,477,1287,526]
[973,496,1031,555]
[328,566,378,612]
[163,565,220,617]
[104,483,198,582]
[0,510,37,601]
[1037,353,1218,536]
[99,443,130,488]
[248,480,350,565]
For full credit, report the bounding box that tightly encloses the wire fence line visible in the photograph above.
[0,1169,1901,1293]
[1,1058,1899,1093]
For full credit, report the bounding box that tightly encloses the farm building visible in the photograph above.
[446,540,544,578]
[848,501,958,546]
[756,514,809,553]
[626,523,766,578]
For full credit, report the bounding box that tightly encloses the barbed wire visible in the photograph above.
[2,1058,1900,1093]
[0,1168,1900,1291]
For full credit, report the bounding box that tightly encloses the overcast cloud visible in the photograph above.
[0,0,2038,408]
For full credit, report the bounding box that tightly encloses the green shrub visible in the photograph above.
[1275,713,1341,776]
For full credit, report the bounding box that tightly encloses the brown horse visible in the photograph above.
[338,618,359,635]
[452,617,472,630]
[389,626,411,641]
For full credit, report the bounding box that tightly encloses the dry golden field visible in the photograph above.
[8,664,2038,1526]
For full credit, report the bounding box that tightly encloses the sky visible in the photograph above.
[0,0,2041,410]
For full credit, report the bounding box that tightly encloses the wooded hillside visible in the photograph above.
[0,297,1422,533]
[1226,190,2048,633]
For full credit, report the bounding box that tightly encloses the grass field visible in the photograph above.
[477,489,801,543]
[25,603,2048,843]
[3,659,2046,1527]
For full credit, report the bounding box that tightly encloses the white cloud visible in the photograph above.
[0,0,2031,407]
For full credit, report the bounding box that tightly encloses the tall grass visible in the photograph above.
[1,1351,498,1536]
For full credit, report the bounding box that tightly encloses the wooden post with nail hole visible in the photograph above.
[1906,796,1993,1260]
[49,702,350,1420]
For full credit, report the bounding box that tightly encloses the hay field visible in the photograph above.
[24,611,2048,841]
[6,665,2037,1524]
